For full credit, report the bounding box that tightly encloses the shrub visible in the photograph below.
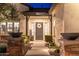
[45,35,52,43]
[22,35,30,44]
[49,42,55,48]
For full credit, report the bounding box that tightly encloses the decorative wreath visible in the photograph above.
[37,24,42,28]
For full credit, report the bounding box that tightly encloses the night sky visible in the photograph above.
[26,3,53,8]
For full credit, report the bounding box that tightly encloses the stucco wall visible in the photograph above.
[19,14,26,35]
[63,4,79,33]
[51,4,64,46]
[51,3,79,46]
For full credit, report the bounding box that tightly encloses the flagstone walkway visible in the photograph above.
[25,40,50,56]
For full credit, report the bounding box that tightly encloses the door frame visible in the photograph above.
[35,22,43,40]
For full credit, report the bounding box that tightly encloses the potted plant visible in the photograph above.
[48,43,60,56]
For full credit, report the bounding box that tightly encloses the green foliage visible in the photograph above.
[0,3,19,22]
[45,35,52,43]
[48,42,55,48]
[22,35,30,44]
[48,41,60,54]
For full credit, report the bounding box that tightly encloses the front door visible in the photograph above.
[36,22,43,40]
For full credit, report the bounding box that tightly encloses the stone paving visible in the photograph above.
[25,40,50,56]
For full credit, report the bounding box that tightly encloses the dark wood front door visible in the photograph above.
[36,22,43,40]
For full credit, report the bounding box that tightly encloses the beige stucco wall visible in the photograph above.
[51,4,64,46]
[51,3,79,46]
[63,4,79,33]
[19,14,26,35]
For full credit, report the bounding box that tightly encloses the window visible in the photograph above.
[0,21,19,33]
[7,22,13,32]
[14,22,19,32]
[0,22,6,33]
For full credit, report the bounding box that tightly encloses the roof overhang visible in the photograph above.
[22,11,50,16]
